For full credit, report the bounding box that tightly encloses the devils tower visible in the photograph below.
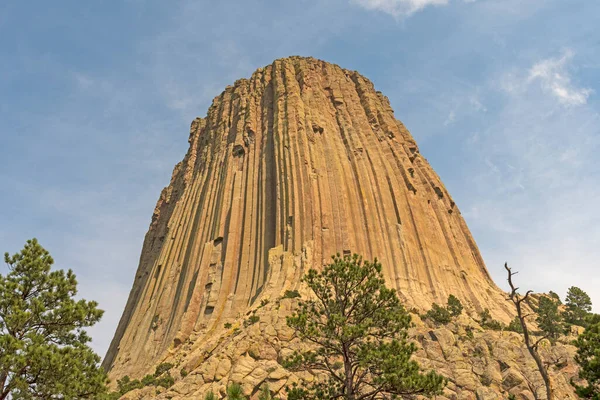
[103,57,571,399]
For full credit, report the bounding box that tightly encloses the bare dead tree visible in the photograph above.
[505,263,553,400]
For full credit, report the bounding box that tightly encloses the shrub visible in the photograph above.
[465,326,474,339]
[245,315,260,326]
[204,392,217,400]
[507,316,524,333]
[141,374,156,386]
[180,368,188,378]
[116,375,143,395]
[424,303,452,324]
[155,373,175,389]
[479,309,504,331]
[154,362,174,377]
[224,322,232,329]
[226,382,246,400]
[283,290,301,299]
[447,294,463,317]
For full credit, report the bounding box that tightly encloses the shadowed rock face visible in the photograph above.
[103,56,513,378]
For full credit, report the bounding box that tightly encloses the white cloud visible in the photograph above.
[352,0,449,17]
[458,53,600,311]
[443,110,455,126]
[528,50,593,106]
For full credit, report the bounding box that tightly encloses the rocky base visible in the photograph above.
[116,293,581,400]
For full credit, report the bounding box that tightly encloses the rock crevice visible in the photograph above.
[103,56,513,382]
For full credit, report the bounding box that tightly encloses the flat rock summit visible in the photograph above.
[103,57,579,399]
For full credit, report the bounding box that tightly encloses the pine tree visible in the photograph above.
[285,254,446,400]
[447,295,463,317]
[204,391,217,400]
[424,303,451,324]
[535,296,563,342]
[0,239,107,399]
[565,287,593,327]
[226,382,246,400]
[573,314,600,399]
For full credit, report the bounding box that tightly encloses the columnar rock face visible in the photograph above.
[103,56,513,381]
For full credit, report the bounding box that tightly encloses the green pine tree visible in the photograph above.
[0,239,108,399]
[424,303,451,324]
[204,391,217,400]
[446,295,463,317]
[564,287,593,327]
[507,316,524,333]
[226,382,246,400]
[573,314,600,399]
[535,296,563,342]
[285,254,446,400]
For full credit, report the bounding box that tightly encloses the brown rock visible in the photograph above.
[101,57,579,399]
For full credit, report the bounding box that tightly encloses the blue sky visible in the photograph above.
[1,0,599,357]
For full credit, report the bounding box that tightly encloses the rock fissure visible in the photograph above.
[102,57,580,400]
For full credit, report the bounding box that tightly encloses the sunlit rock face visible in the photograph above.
[103,56,513,382]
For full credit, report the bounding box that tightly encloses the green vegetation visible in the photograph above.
[478,308,504,331]
[283,289,301,299]
[572,314,600,399]
[0,239,108,400]
[285,253,446,399]
[507,316,524,333]
[535,296,563,342]
[154,362,174,377]
[115,375,143,396]
[108,361,175,398]
[565,286,593,328]
[245,314,260,326]
[204,391,218,400]
[226,382,246,400]
[424,303,451,324]
[424,295,464,324]
[447,294,464,317]
[203,383,256,400]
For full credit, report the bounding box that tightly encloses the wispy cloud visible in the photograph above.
[528,50,593,106]
[352,0,449,17]
[459,52,600,308]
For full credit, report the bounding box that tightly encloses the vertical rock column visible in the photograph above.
[103,56,512,379]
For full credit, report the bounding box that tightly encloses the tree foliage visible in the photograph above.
[424,295,463,325]
[446,295,463,318]
[573,315,600,399]
[0,239,107,400]
[535,296,563,342]
[565,287,593,327]
[424,303,451,325]
[507,316,523,334]
[204,391,217,400]
[478,308,504,331]
[285,254,446,400]
[226,383,246,400]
